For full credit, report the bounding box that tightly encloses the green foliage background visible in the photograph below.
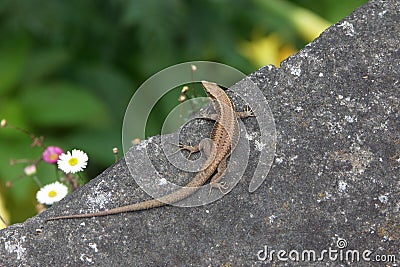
[0,0,367,225]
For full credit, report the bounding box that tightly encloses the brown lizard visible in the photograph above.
[46,81,251,221]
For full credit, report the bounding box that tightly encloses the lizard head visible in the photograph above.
[201,80,225,99]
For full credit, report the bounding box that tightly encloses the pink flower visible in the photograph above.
[42,146,64,164]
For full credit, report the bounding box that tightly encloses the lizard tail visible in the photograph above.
[45,186,200,222]
[45,198,165,221]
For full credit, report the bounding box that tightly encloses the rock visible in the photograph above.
[1,0,399,266]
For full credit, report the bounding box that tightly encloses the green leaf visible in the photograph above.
[0,40,28,95]
[0,139,39,224]
[20,82,110,127]
[0,98,29,139]
[75,64,134,120]
[22,48,70,84]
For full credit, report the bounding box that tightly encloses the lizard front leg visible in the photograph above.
[236,105,254,118]
[172,142,200,158]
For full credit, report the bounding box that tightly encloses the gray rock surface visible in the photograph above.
[1,0,399,266]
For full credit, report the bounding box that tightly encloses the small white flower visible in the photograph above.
[24,165,37,176]
[36,181,68,205]
[57,149,88,174]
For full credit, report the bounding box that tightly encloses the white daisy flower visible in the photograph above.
[57,149,88,174]
[36,181,68,205]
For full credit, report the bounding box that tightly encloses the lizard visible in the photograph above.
[45,81,252,221]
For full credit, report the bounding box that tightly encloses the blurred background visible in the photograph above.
[0,0,367,226]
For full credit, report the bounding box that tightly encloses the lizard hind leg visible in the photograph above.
[208,157,229,195]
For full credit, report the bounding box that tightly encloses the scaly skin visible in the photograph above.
[46,81,240,221]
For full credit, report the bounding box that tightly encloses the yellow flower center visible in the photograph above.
[49,153,59,160]
[68,157,78,166]
[48,190,57,198]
